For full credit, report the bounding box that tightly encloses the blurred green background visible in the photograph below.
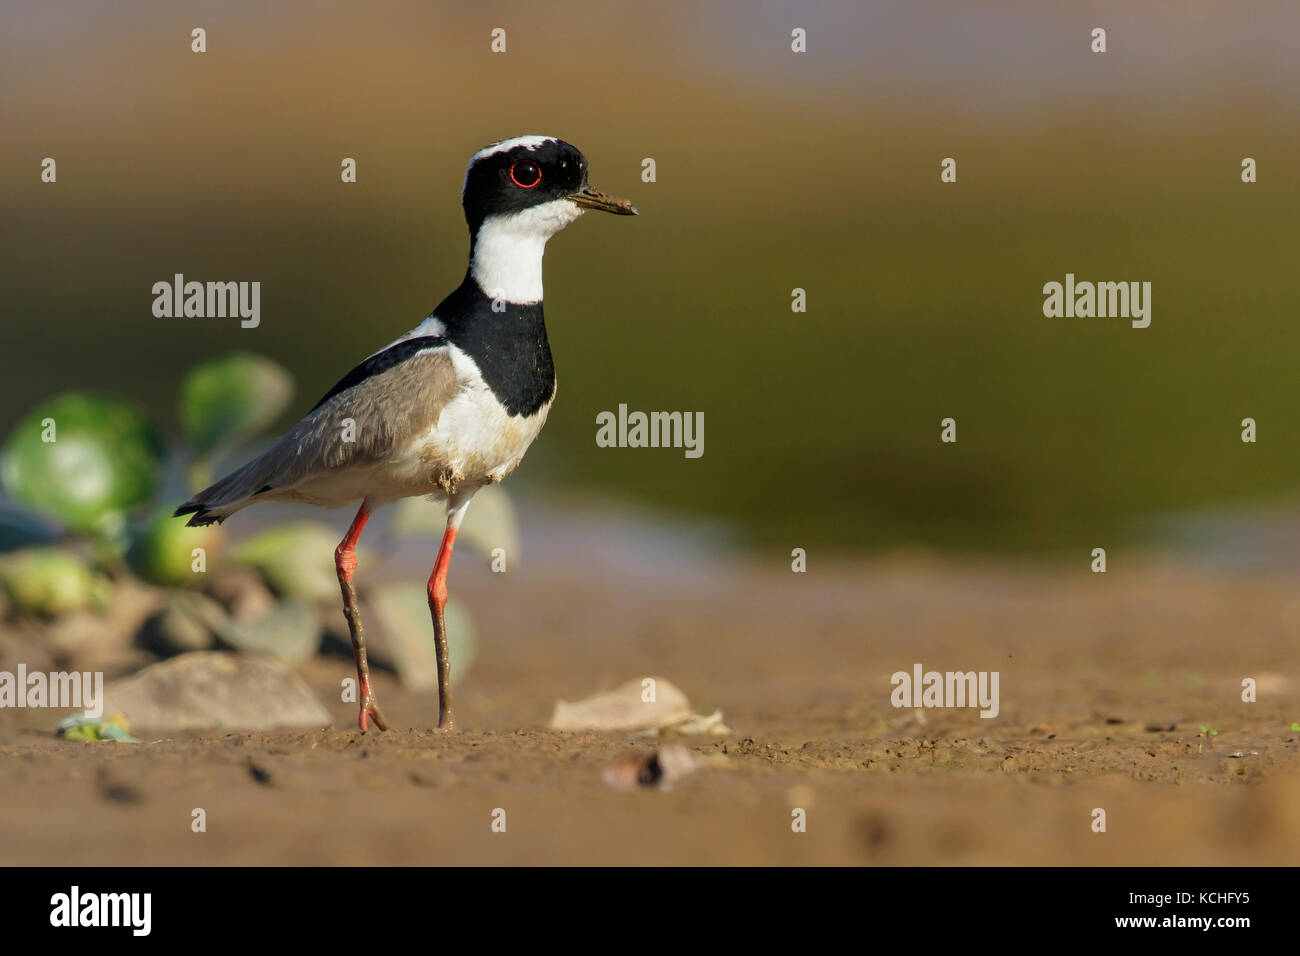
[3,0,1299,553]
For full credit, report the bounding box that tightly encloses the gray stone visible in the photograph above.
[137,591,223,656]
[102,651,331,731]
[214,598,322,664]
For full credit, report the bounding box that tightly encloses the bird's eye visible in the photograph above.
[510,160,542,188]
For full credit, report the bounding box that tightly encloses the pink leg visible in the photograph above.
[426,519,460,732]
[335,500,388,732]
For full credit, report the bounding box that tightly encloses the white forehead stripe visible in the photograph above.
[470,135,556,165]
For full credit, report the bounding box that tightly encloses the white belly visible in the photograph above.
[423,382,550,487]
[279,343,552,509]
[382,354,552,502]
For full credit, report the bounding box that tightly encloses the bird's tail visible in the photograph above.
[172,458,270,527]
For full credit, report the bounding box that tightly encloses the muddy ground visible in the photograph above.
[2,541,1299,866]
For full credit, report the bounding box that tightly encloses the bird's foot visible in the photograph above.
[358,697,389,733]
[436,712,456,734]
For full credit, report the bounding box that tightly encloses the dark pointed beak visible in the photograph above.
[569,184,638,215]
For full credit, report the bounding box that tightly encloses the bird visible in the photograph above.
[174,135,637,732]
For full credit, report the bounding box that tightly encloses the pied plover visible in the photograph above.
[175,135,637,732]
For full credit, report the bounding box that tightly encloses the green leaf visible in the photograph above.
[57,714,140,743]
[0,547,110,617]
[127,507,224,588]
[179,353,293,461]
[1,394,165,534]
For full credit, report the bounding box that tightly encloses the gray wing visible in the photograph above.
[176,346,460,525]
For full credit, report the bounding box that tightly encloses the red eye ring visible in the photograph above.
[510,159,542,188]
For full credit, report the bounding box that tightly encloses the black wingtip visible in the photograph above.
[172,503,223,528]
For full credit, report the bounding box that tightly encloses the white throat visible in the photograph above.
[469,199,584,305]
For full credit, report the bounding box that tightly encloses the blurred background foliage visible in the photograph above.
[2,1,1300,555]
[0,353,492,683]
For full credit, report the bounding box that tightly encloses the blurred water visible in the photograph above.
[3,1,1299,552]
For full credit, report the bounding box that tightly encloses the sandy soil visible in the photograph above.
[2,545,1299,866]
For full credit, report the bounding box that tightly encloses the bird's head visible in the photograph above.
[461,135,637,240]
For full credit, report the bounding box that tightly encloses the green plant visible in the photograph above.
[178,352,293,490]
[1197,724,1219,754]
[0,352,508,689]
[2,393,164,542]
[0,354,295,605]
